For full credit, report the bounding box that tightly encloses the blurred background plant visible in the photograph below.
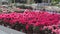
[51,0,60,6]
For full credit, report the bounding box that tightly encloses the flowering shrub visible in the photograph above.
[0,10,60,34]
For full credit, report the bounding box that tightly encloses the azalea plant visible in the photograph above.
[0,9,60,34]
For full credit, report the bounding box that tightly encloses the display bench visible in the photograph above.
[0,25,25,34]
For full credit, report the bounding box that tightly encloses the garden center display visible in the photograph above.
[0,0,60,34]
[0,9,59,34]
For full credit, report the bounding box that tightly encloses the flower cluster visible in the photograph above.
[0,10,60,34]
[39,25,60,34]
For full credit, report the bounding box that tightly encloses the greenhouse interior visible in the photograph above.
[0,0,60,34]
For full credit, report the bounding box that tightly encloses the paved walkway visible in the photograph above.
[0,25,25,34]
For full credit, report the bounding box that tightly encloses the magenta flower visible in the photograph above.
[26,25,29,30]
[0,10,59,28]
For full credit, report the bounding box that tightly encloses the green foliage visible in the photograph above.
[51,0,60,5]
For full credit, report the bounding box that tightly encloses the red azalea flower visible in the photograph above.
[35,22,40,26]
[26,25,29,30]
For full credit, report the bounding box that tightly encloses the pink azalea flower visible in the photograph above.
[48,26,53,30]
